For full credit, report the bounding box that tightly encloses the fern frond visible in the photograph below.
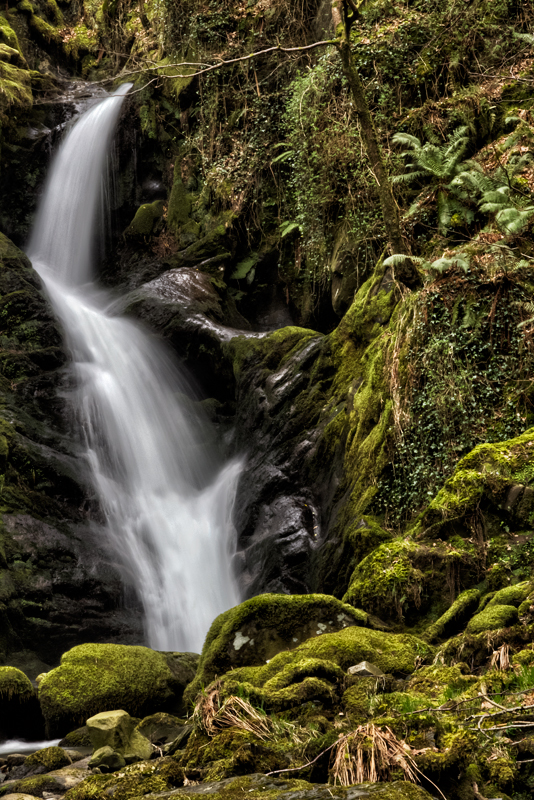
[391,171,427,184]
[392,132,421,149]
[496,206,534,234]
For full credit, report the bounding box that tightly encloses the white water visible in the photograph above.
[26,85,241,653]
[0,739,61,757]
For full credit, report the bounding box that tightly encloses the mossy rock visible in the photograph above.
[64,771,435,799]
[38,643,181,736]
[424,588,481,642]
[184,593,370,703]
[487,582,531,608]
[0,665,44,738]
[167,161,192,235]
[59,725,92,747]
[124,200,164,238]
[24,746,70,773]
[187,626,433,712]
[414,428,534,537]
[0,774,66,798]
[466,604,519,634]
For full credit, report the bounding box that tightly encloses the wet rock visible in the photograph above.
[88,746,125,772]
[0,234,143,669]
[86,710,152,763]
[135,713,188,748]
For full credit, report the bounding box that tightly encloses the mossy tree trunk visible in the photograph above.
[331,0,407,257]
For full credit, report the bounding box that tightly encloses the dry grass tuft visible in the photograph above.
[330,724,418,786]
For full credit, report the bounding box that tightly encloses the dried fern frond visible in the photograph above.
[330,724,418,786]
[192,679,223,735]
[490,643,510,672]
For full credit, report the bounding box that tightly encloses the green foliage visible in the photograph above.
[392,126,474,233]
[375,255,534,524]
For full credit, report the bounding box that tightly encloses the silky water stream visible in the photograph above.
[26,85,241,653]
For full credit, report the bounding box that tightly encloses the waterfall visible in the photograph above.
[26,85,241,653]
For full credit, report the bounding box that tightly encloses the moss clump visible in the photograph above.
[487,582,530,608]
[184,593,370,704]
[425,588,481,642]
[124,200,164,238]
[62,24,99,60]
[0,774,63,798]
[189,626,432,713]
[64,759,176,800]
[38,643,176,736]
[342,540,424,619]
[167,162,192,235]
[466,604,519,634]
[0,664,34,701]
[25,745,70,772]
[414,428,534,537]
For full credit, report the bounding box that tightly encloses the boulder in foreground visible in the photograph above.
[38,643,197,736]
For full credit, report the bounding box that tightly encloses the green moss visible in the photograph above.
[0,664,34,700]
[0,59,32,115]
[188,626,432,713]
[487,581,530,608]
[183,593,369,705]
[167,161,191,234]
[343,540,424,620]
[60,725,92,747]
[0,775,62,798]
[38,643,175,736]
[342,676,376,717]
[407,663,476,698]
[124,200,164,238]
[62,24,99,59]
[425,588,481,641]
[466,604,519,634]
[25,745,70,771]
[414,428,534,537]
[28,13,61,44]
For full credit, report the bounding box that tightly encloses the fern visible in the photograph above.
[392,126,473,233]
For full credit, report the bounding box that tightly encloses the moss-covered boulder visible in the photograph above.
[466,604,519,634]
[0,665,44,738]
[186,625,433,711]
[38,643,191,736]
[124,200,164,238]
[185,593,370,702]
[424,588,481,642]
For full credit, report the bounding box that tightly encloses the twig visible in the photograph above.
[265,739,339,776]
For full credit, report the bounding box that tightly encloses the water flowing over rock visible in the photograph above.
[26,86,242,653]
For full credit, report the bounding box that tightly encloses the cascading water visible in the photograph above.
[26,85,241,653]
